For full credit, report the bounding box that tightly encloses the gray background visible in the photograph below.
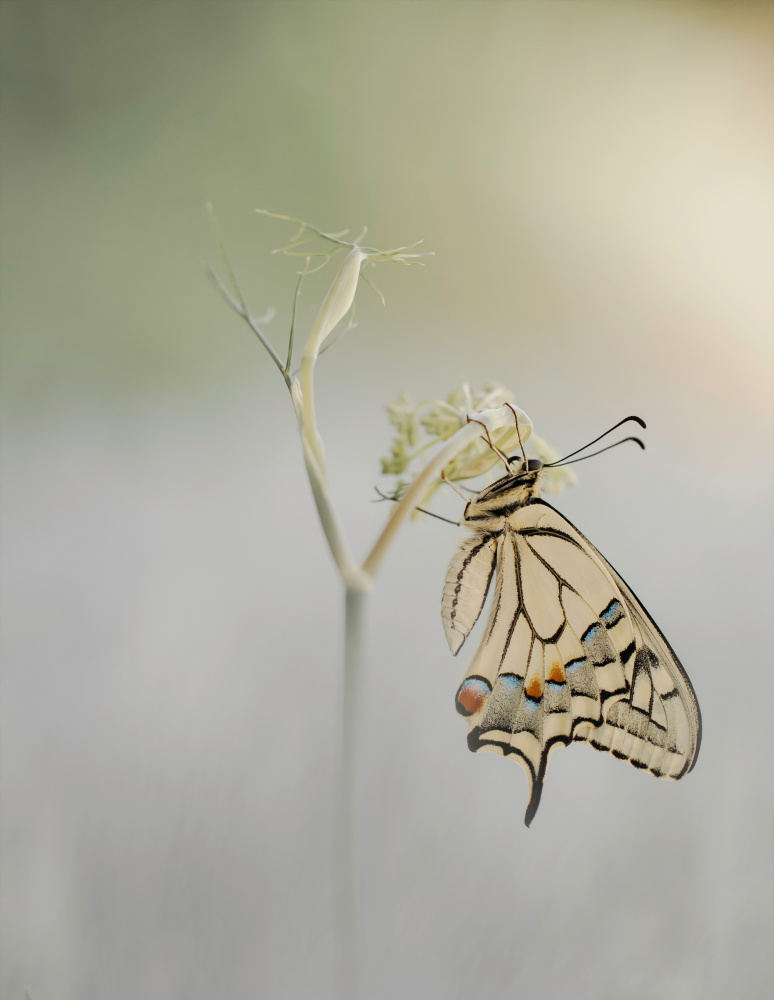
[3,3,772,998]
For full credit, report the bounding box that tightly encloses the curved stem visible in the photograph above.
[363,405,532,577]
[300,354,325,474]
[362,421,484,577]
[300,249,367,467]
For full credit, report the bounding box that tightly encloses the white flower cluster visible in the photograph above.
[380,382,577,508]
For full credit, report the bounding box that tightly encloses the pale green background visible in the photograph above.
[3,3,772,998]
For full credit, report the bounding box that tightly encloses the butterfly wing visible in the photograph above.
[526,500,701,779]
[556,510,703,780]
[451,500,700,825]
[441,533,498,655]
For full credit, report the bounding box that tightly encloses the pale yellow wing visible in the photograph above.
[452,500,700,825]
[441,533,498,655]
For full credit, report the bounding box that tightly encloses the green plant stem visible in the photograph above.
[337,583,368,999]
[210,221,480,998]
[299,436,368,589]
[300,355,325,472]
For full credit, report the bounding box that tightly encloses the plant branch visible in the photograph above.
[300,249,368,471]
[284,261,308,375]
[205,203,289,387]
[205,263,288,385]
[362,413,521,577]
[300,434,370,591]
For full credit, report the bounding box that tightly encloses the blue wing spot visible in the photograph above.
[582,623,601,644]
[565,657,586,673]
[497,673,522,691]
[600,599,624,627]
[547,679,566,690]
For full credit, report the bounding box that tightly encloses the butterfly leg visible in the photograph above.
[466,416,512,471]
[503,402,528,466]
[441,468,472,502]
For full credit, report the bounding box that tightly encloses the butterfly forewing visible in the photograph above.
[447,489,700,825]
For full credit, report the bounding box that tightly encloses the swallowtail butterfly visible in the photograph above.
[442,415,701,826]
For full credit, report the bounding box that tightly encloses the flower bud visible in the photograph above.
[303,249,367,362]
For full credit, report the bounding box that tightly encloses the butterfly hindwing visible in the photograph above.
[572,546,702,779]
[442,533,498,655]
[527,500,701,778]
[454,507,632,823]
[450,499,700,824]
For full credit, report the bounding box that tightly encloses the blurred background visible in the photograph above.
[3,2,772,998]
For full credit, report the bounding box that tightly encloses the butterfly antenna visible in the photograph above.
[504,402,527,467]
[544,415,646,467]
[548,436,645,467]
[373,487,461,526]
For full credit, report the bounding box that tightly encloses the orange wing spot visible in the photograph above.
[525,677,543,700]
[548,662,566,684]
[458,685,487,715]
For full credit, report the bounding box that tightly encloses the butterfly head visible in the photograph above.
[502,455,544,498]
[462,456,543,528]
[508,456,544,476]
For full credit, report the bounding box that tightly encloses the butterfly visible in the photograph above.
[441,413,701,826]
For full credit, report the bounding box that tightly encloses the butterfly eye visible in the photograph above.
[506,456,543,473]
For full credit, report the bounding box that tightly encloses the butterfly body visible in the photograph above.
[460,458,544,530]
[442,457,701,826]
